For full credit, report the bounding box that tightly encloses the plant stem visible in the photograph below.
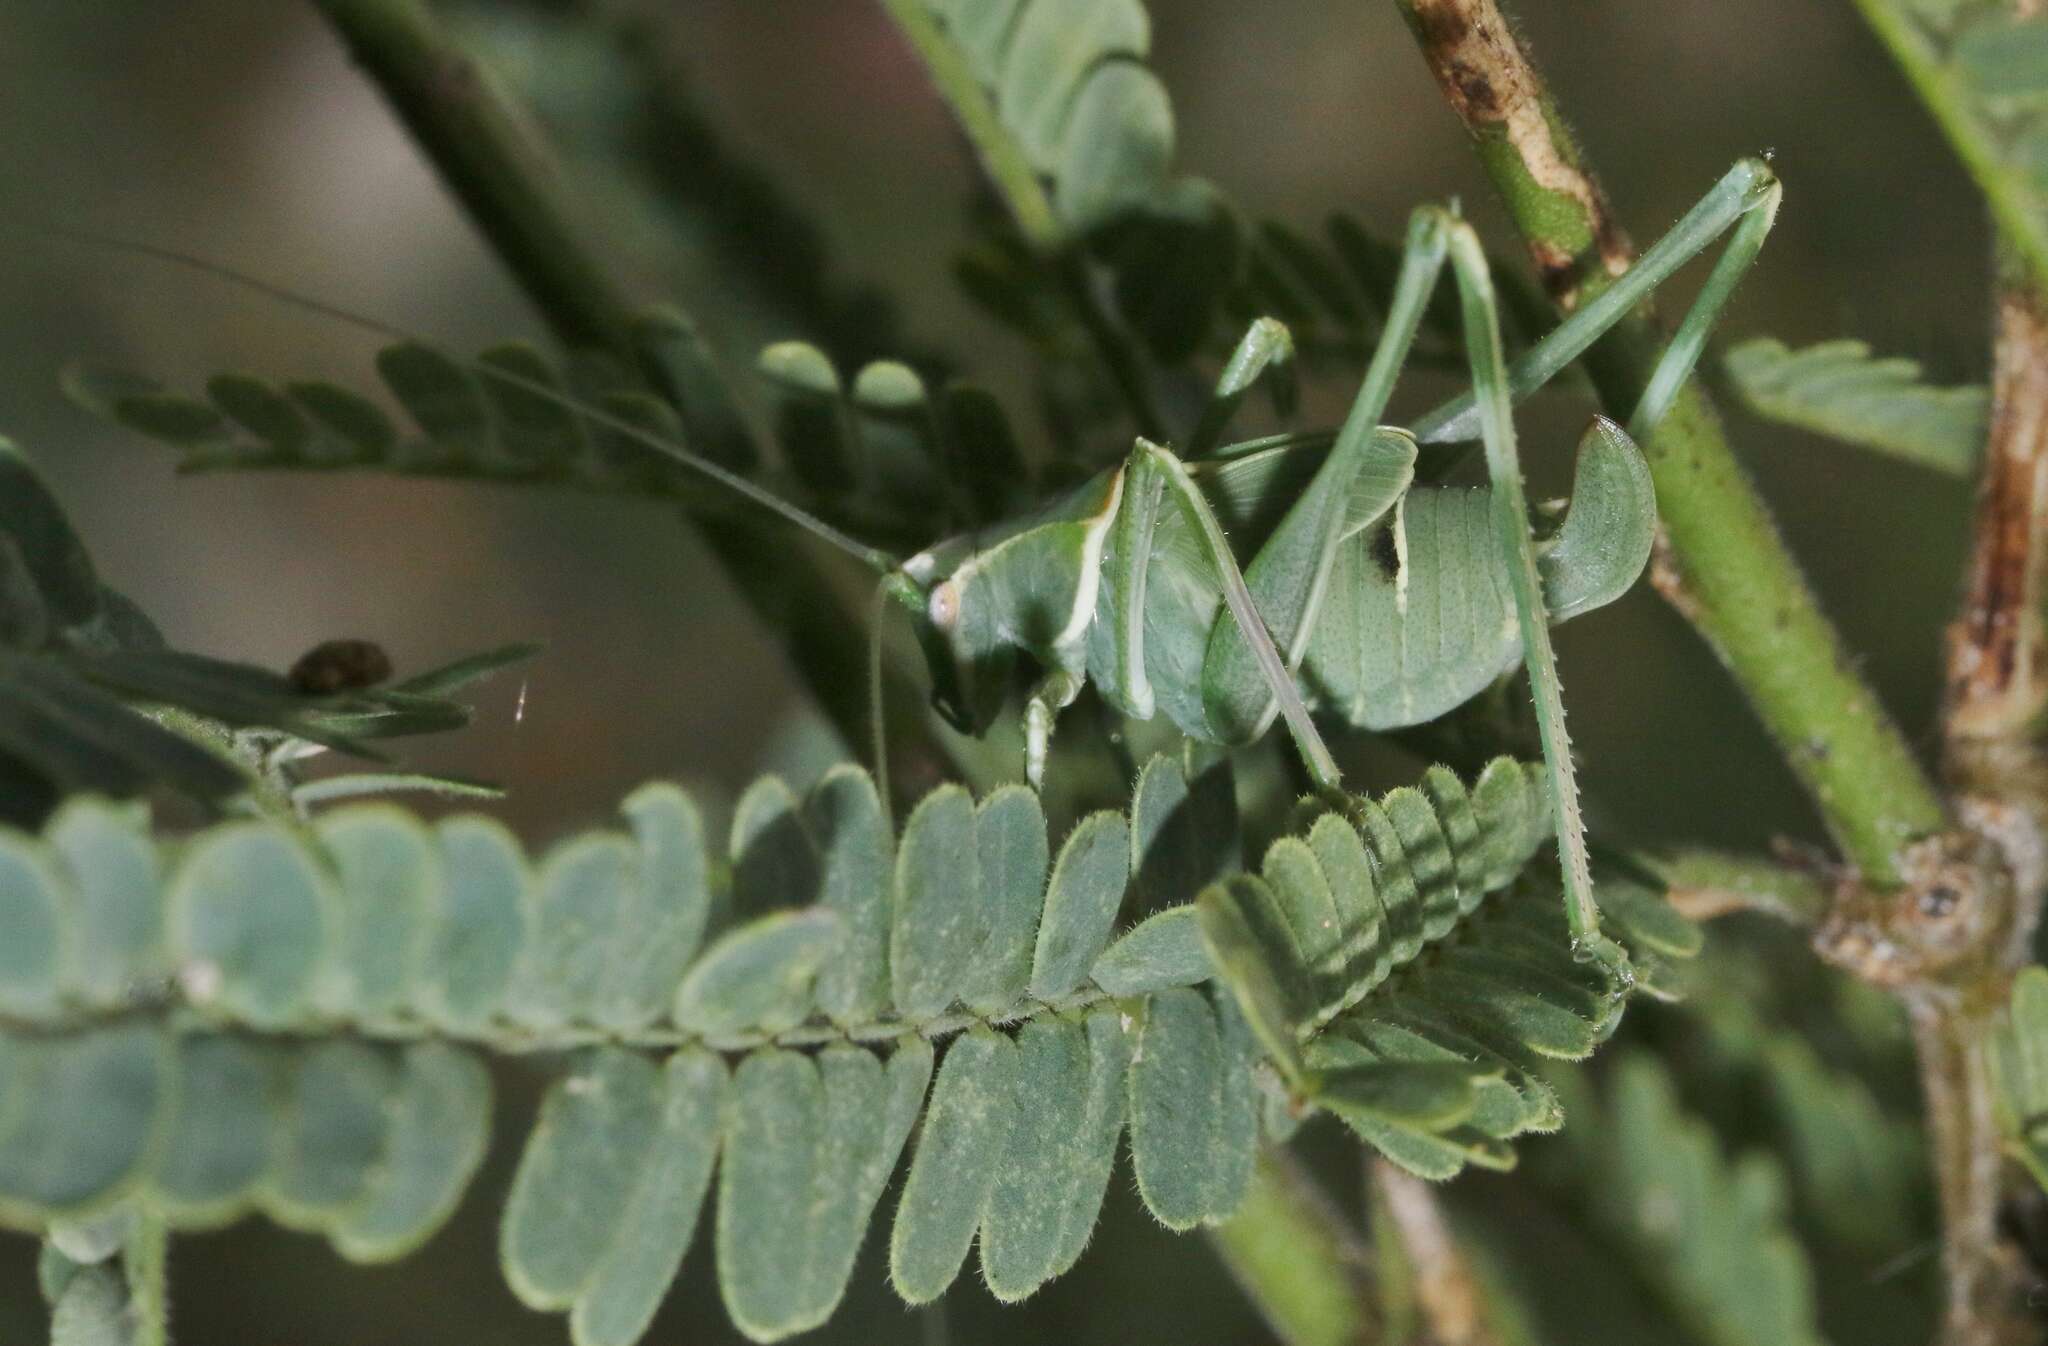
[125,1215,170,1346]
[1945,282,2048,803]
[1641,847,1832,926]
[1371,1160,1505,1346]
[1912,266,2048,1346]
[311,0,635,354]
[310,0,963,806]
[1207,1149,1380,1346]
[1390,0,1947,885]
[1908,990,2035,1346]
[872,0,1062,253]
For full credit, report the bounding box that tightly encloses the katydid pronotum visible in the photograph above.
[74,158,1780,969]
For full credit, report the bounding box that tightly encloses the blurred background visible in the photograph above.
[0,1,1991,1342]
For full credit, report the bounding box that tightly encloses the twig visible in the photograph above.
[1391,0,1948,886]
[1206,1149,1380,1346]
[1371,1160,1505,1346]
[1946,284,2048,799]
[310,0,964,807]
[1905,985,2036,1346]
[1898,268,2048,1346]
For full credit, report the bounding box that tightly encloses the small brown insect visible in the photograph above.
[289,638,393,695]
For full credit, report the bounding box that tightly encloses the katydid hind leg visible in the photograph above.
[1413,158,1780,446]
[1442,220,1627,976]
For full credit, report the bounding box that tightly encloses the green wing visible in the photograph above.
[1304,417,1654,730]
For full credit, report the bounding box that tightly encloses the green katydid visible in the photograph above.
[879,158,1778,963]
[67,159,1780,964]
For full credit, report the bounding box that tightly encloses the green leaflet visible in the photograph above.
[260,1040,394,1232]
[1202,758,1698,1179]
[717,1042,932,1337]
[958,785,1049,1013]
[890,1027,1012,1304]
[1092,904,1209,994]
[0,1025,166,1220]
[1028,811,1132,1000]
[670,910,844,1039]
[891,784,984,1019]
[1725,337,1987,475]
[0,829,64,1016]
[1568,1056,1828,1346]
[569,1050,725,1346]
[802,767,893,1025]
[331,1043,492,1263]
[168,822,337,1030]
[1128,747,1240,912]
[755,343,944,513]
[315,806,437,1022]
[1129,987,1257,1229]
[891,0,1239,360]
[146,1035,276,1226]
[66,339,691,492]
[419,816,528,1031]
[728,775,818,922]
[0,751,1689,1343]
[980,1011,1131,1300]
[503,1048,666,1310]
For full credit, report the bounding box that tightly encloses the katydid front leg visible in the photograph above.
[1023,669,1085,790]
[1197,208,1449,744]
[1123,439,1346,792]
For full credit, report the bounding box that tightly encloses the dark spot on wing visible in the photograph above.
[1368,523,1401,582]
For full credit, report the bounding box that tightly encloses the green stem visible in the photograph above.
[125,1215,170,1346]
[310,0,964,806]
[311,0,636,354]
[1637,847,1831,926]
[1392,0,1948,885]
[877,0,1168,441]
[874,0,1062,252]
[1207,1149,1380,1346]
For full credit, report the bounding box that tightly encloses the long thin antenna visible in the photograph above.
[42,224,903,574]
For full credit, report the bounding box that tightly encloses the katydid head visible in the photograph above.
[885,557,1014,736]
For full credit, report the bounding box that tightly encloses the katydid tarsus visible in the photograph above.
[73,158,1780,964]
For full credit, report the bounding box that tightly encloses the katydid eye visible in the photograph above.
[928,582,960,632]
